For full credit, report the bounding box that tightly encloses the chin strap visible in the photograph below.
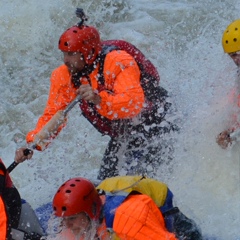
[71,61,97,88]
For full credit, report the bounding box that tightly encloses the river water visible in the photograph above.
[0,0,239,239]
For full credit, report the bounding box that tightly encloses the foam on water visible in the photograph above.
[0,0,240,239]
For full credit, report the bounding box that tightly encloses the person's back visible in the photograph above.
[97,175,203,240]
[112,194,177,240]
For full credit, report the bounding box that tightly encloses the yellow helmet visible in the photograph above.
[222,19,240,53]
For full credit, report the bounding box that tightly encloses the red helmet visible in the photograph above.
[58,25,101,65]
[52,177,102,219]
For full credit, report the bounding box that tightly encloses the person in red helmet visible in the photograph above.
[52,178,105,239]
[49,176,202,240]
[25,9,178,180]
[216,19,240,148]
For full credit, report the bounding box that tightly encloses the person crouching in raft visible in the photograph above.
[49,175,203,240]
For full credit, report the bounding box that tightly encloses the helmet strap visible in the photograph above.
[71,62,96,88]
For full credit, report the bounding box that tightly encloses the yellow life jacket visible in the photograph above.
[96,175,168,207]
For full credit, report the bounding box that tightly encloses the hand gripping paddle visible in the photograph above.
[7,95,81,173]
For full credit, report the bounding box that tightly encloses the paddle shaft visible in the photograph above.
[230,129,240,139]
[33,95,81,149]
[63,94,82,116]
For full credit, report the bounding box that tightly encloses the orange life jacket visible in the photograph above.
[113,194,177,240]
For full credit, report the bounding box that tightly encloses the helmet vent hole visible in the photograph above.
[73,30,78,33]
[70,184,76,187]
[66,189,71,193]
[62,206,67,211]
[225,40,228,44]
[234,38,237,42]
[64,42,69,47]
[235,28,238,31]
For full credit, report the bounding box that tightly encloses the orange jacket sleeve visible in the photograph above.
[96,50,145,120]
[113,194,177,240]
[26,65,77,147]
[0,196,7,240]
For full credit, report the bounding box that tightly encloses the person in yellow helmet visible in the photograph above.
[216,19,240,148]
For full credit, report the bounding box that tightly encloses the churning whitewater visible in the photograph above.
[0,0,239,239]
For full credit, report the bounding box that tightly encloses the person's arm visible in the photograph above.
[113,194,177,240]
[26,65,77,149]
[97,50,145,120]
[216,89,240,149]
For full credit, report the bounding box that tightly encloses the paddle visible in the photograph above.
[7,95,81,173]
[230,128,240,140]
[7,149,33,173]
[32,94,81,150]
